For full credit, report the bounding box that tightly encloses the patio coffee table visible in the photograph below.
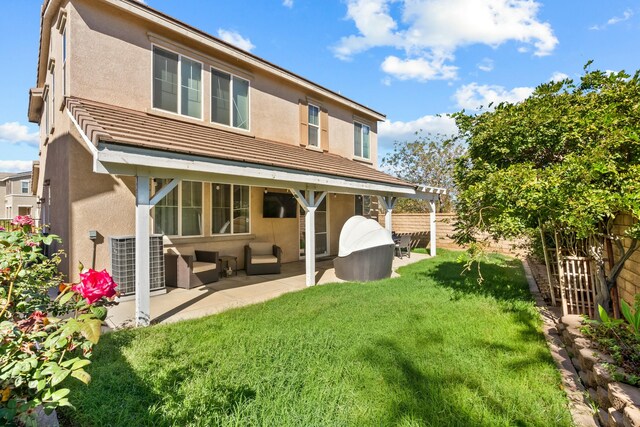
[220,255,238,277]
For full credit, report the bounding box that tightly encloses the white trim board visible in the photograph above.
[94,143,434,199]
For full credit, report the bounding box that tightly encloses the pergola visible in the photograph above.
[67,98,446,327]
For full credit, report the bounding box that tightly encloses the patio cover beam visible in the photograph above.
[135,176,179,327]
[377,196,397,234]
[427,199,437,257]
[291,189,326,287]
[94,144,417,199]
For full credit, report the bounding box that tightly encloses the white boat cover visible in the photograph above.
[338,216,394,257]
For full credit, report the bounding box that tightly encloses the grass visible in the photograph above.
[61,250,572,426]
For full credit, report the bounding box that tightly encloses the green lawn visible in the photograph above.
[62,250,572,426]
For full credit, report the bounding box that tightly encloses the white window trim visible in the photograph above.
[353,121,371,160]
[42,86,50,135]
[62,26,68,98]
[21,181,30,194]
[210,66,251,132]
[151,44,204,120]
[211,183,252,235]
[152,180,204,238]
[307,103,320,148]
[48,60,55,132]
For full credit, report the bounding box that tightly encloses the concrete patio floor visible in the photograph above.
[106,252,430,329]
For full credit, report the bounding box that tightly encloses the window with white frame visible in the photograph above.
[152,46,202,119]
[354,122,370,159]
[43,88,49,135]
[308,104,320,147]
[152,179,203,236]
[62,26,67,97]
[211,68,249,130]
[355,195,372,217]
[211,183,250,234]
[50,67,55,131]
[21,181,30,194]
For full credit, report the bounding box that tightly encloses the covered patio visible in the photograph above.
[106,252,432,328]
[67,98,444,327]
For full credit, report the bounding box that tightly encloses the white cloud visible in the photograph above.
[454,82,533,111]
[381,76,392,86]
[381,54,457,81]
[378,114,458,150]
[477,58,494,72]
[283,0,294,7]
[217,29,255,52]
[549,71,569,82]
[0,160,33,173]
[334,0,558,82]
[0,122,39,146]
[590,9,633,30]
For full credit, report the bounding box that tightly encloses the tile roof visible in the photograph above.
[67,98,414,188]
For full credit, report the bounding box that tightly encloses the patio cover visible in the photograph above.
[65,97,445,325]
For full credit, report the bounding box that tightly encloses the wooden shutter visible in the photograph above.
[299,99,308,147]
[320,107,329,152]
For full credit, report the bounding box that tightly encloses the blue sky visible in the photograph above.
[1,0,639,172]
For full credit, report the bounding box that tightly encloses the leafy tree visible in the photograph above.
[382,132,465,212]
[453,63,640,313]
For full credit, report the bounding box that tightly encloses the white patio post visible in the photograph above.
[135,176,151,327]
[377,196,397,234]
[135,176,179,327]
[428,198,437,257]
[292,189,327,287]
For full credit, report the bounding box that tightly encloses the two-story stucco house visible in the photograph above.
[0,171,39,220]
[29,0,441,325]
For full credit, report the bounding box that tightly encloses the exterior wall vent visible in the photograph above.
[109,235,165,296]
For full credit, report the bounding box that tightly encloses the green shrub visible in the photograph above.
[0,216,117,425]
[583,301,640,385]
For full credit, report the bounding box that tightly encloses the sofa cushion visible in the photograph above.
[192,261,217,274]
[251,255,278,265]
[250,242,273,256]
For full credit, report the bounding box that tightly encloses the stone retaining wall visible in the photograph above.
[558,315,640,427]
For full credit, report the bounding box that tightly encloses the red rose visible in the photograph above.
[11,215,35,227]
[72,269,118,305]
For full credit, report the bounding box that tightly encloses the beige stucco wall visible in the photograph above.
[39,133,72,278]
[65,0,380,162]
[67,134,137,282]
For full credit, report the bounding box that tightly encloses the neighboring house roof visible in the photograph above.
[67,97,412,189]
[0,172,31,183]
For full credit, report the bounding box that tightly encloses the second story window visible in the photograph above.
[308,104,320,147]
[21,181,30,194]
[211,68,249,130]
[152,46,202,119]
[354,122,370,159]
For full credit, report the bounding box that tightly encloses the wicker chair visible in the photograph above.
[244,242,282,275]
[164,246,220,289]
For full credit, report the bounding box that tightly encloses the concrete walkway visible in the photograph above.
[106,253,430,329]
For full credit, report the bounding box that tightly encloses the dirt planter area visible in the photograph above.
[558,315,640,427]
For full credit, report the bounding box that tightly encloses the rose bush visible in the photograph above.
[0,216,118,425]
